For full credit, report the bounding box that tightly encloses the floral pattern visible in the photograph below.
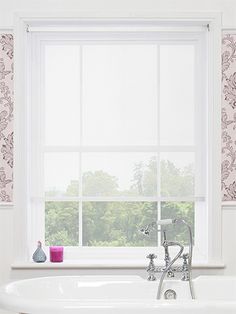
[0,34,13,202]
[222,34,236,200]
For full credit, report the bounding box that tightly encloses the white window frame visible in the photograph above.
[13,12,222,267]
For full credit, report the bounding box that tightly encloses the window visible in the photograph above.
[15,17,221,264]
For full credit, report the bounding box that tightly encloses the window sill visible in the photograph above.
[11,260,225,270]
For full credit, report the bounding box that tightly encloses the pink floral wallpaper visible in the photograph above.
[0,34,13,202]
[0,33,235,202]
[222,34,236,201]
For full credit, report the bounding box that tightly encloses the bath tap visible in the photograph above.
[181,253,190,281]
[141,218,195,300]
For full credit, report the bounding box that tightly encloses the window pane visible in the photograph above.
[44,45,80,145]
[161,202,194,245]
[45,201,79,246]
[160,45,195,145]
[82,45,158,145]
[160,153,194,197]
[44,153,79,197]
[82,153,157,197]
[83,202,157,247]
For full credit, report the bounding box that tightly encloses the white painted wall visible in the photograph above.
[0,0,236,312]
[0,0,236,29]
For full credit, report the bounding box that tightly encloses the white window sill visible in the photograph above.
[11,260,225,270]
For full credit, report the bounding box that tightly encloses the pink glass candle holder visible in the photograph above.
[50,246,64,263]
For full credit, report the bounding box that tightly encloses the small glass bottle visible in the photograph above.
[32,241,47,263]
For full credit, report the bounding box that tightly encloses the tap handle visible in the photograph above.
[181,253,189,260]
[146,253,157,274]
[146,253,157,261]
[180,254,189,266]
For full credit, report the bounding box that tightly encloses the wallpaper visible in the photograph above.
[222,34,236,201]
[0,34,13,202]
[0,33,235,202]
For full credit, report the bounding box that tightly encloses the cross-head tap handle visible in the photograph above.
[146,253,157,261]
[181,253,189,260]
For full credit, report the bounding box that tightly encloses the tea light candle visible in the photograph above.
[50,246,64,263]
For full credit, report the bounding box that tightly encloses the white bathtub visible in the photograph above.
[0,275,236,314]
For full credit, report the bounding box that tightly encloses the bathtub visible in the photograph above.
[0,275,236,314]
